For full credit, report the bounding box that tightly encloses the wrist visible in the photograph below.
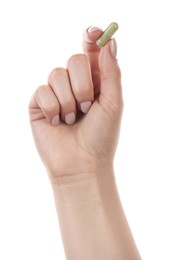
[46,156,114,181]
[50,167,118,204]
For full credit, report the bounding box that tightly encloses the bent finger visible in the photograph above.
[48,68,76,125]
[67,54,94,113]
[34,85,60,125]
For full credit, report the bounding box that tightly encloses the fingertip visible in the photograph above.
[80,101,92,114]
[51,114,60,126]
[35,85,60,125]
[109,38,117,59]
[83,26,103,55]
[83,26,103,43]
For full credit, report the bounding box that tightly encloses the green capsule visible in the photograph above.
[96,22,119,47]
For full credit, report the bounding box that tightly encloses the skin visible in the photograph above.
[29,26,141,260]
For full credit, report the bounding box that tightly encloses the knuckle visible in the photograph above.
[72,85,92,101]
[73,87,86,100]
[35,85,49,100]
[35,85,59,114]
[67,53,87,66]
[60,99,76,112]
[48,67,67,84]
[45,102,58,114]
[63,99,75,108]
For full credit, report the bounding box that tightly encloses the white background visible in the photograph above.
[0,0,178,259]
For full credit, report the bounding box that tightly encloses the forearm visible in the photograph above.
[50,169,141,260]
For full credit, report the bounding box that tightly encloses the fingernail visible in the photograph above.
[65,112,76,125]
[110,38,117,58]
[80,101,92,113]
[87,26,101,34]
[51,115,59,126]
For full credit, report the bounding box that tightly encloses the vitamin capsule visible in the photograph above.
[96,22,119,47]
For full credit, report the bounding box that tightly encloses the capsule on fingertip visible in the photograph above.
[96,22,119,47]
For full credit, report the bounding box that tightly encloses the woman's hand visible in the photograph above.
[29,27,123,181]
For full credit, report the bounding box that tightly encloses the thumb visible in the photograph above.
[98,39,123,116]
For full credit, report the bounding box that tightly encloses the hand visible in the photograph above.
[29,26,123,180]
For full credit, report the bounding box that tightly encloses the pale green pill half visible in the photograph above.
[96,22,119,47]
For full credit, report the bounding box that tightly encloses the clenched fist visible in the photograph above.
[29,26,123,181]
